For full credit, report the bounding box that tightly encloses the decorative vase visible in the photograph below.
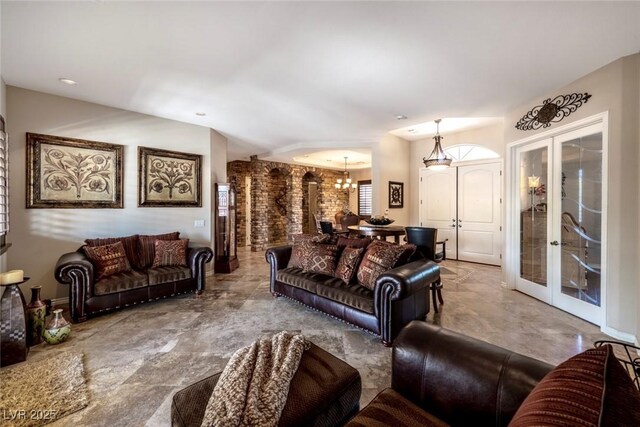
[26,286,46,346]
[43,309,71,345]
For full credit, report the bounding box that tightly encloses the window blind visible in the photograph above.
[358,180,372,217]
[0,130,8,236]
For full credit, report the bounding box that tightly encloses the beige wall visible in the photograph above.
[7,87,224,300]
[372,134,411,226]
[504,53,640,341]
[409,123,504,225]
[347,168,371,214]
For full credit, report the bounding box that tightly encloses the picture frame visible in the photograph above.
[388,181,404,209]
[138,146,202,207]
[26,133,124,209]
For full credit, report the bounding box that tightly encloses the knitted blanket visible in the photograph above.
[200,331,309,427]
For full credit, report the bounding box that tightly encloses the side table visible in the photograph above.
[0,278,30,367]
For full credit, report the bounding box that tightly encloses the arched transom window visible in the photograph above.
[444,144,500,162]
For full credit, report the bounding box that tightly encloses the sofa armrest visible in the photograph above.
[55,251,95,323]
[392,321,554,427]
[265,246,293,293]
[375,260,440,303]
[187,247,214,294]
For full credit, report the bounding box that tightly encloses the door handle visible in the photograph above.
[550,241,559,246]
[458,225,462,228]
[451,224,456,227]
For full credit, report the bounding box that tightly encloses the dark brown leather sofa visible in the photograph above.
[346,320,554,427]
[55,246,213,323]
[266,245,440,345]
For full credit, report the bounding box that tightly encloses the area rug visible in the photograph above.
[0,352,89,427]
[439,267,474,285]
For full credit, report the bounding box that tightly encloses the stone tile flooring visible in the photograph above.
[24,247,610,427]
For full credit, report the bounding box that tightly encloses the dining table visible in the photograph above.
[347,225,406,244]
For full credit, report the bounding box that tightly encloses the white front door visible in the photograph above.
[419,168,457,260]
[457,163,502,265]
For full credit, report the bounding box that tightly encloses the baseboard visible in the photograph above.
[601,325,637,344]
[51,297,69,307]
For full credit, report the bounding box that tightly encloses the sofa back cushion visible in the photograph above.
[153,239,189,268]
[509,344,640,427]
[83,241,132,280]
[335,247,365,284]
[357,241,408,290]
[85,234,140,270]
[139,231,180,269]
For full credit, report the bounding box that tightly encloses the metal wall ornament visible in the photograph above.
[515,93,592,131]
[26,133,124,209]
[138,146,202,207]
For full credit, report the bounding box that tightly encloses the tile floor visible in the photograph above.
[23,246,610,427]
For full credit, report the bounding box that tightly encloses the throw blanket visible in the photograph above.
[201,331,309,427]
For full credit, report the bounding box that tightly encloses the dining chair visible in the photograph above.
[405,226,446,313]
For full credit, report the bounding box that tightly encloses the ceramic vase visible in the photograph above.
[43,309,71,345]
[26,286,46,346]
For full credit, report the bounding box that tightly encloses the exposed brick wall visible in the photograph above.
[228,157,350,251]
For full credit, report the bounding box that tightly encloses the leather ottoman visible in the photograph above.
[171,342,362,427]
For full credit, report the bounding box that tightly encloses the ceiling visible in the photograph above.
[3,2,640,163]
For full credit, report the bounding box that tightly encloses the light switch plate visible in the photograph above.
[194,219,205,228]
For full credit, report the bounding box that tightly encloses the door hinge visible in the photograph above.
[420,222,423,226]
[500,226,502,231]
[500,170,502,176]
[500,254,502,259]
[420,199,423,205]
[420,177,423,182]
[500,198,502,203]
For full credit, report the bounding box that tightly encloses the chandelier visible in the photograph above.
[423,118,452,170]
[335,157,357,192]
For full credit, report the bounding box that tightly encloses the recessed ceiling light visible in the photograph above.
[58,78,78,85]
[408,129,416,133]
[396,115,408,120]
[195,112,206,116]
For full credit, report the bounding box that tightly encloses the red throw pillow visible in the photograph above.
[139,232,180,268]
[335,247,365,283]
[85,234,140,270]
[356,240,407,290]
[304,242,339,275]
[83,241,132,280]
[152,239,189,267]
[509,344,640,426]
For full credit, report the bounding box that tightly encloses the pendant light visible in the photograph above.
[423,119,452,170]
[335,157,357,192]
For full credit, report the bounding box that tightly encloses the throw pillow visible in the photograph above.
[509,344,640,427]
[288,234,332,268]
[139,231,180,268]
[356,240,408,290]
[83,241,132,280]
[152,239,189,268]
[335,247,365,283]
[304,242,339,275]
[85,234,140,270]
[393,244,417,268]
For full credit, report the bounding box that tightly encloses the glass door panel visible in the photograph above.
[552,123,604,324]
[516,140,552,303]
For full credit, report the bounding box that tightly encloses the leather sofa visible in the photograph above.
[55,244,213,323]
[346,320,554,426]
[265,245,440,345]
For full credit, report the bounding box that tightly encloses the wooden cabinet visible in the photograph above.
[520,210,547,285]
[214,181,239,273]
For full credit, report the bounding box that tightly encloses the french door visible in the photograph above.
[513,121,606,325]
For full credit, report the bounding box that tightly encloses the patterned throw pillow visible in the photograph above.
[304,243,339,275]
[152,239,189,267]
[356,241,408,290]
[83,241,132,280]
[509,344,640,426]
[85,234,140,270]
[288,234,333,268]
[139,232,180,269]
[335,247,365,283]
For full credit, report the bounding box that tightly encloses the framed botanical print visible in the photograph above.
[388,181,404,209]
[138,146,202,207]
[26,133,123,208]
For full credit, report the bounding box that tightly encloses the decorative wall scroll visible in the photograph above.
[138,147,202,207]
[515,93,592,131]
[388,181,404,209]
[26,133,123,208]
